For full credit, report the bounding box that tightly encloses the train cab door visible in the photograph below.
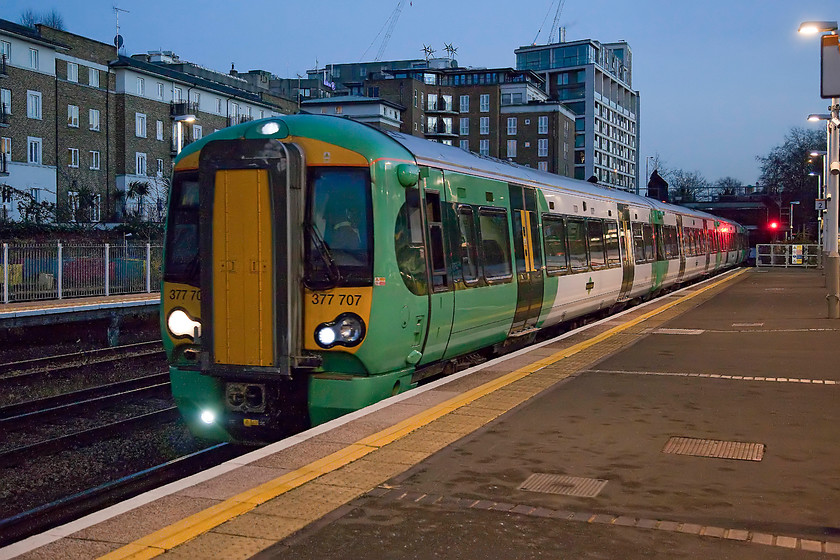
[199,140,304,375]
[509,184,544,334]
[617,203,634,301]
[676,214,687,282]
[417,168,454,365]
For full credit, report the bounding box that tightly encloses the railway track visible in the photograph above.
[0,442,245,548]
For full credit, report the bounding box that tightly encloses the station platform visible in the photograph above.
[0,293,160,328]
[4,267,840,559]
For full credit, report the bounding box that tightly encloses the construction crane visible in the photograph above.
[361,0,410,62]
[532,0,566,45]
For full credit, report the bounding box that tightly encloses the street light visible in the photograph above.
[789,201,800,240]
[801,19,840,318]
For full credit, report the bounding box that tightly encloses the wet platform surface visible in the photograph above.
[5,268,840,560]
[0,293,160,327]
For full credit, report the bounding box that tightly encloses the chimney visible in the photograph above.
[559,27,566,43]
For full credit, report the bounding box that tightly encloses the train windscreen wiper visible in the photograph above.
[304,222,342,290]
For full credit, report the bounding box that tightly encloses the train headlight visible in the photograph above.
[200,409,216,424]
[314,313,366,348]
[168,308,202,339]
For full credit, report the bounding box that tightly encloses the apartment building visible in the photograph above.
[515,38,640,192]
[0,19,295,224]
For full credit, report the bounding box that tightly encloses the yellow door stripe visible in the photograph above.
[98,268,747,560]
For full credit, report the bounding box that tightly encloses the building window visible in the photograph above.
[479,116,489,135]
[90,150,100,170]
[89,68,100,88]
[0,88,10,115]
[89,108,100,131]
[135,152,147,176]
[538,138,549,157]
[460,95,469,113]
[29,48,38,70]
[459,139,469,151]
[27,137,42,164]
[68,191,79,221]
[156,120,164,140]
[216,98,223,113]
[506,140,517,158]
[479,94,490,112]
[67,105,79,127]
[157,82,164,100]
[136,77,145,96]
[68,148,79,168]
[0,41,10,62]
[193,124,202,140]
[538,161,548,171]
[1,137,10,162]
[27,91,42,119]
[479,139,489,156]
[156,158,164,176]
[135,113,147,137]
[173,87,182,102]
[413,89,418,108]
[538,116,549,134]
[507,117,517,135]
[66,62,78,82]
[460,117,469,136]
[193,92,201,107]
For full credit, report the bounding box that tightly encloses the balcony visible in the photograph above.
[170,101,199,118]
[0,103,8,128]
[227,114,253,127]
[425,99,456,115]
[0,55,7,78]
[0,154,8,176]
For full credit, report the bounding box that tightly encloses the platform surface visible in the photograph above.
[5,268,840,560]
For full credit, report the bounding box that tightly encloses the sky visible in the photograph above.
[1,0,838,185]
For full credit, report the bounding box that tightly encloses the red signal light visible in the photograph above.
[769,221,779,230]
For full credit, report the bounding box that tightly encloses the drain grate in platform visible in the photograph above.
[518,474,608,498]
[663,437,764,461]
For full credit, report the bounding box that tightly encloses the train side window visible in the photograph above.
[457,205,479,286]
[566,217,589,272]
[478,207,512,283]
[542,214,569,275]
[164,173,200,284]
[631,222,646,263]
[642,224,655,262]
[654,225,665,261]
[425,191,448,292]
[604,221,621,267]
[394,188,428,296]
[665,226,679,259]
[587,219,606,269]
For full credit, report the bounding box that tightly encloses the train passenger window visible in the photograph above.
[395,188,427,296]
[587,219,606,269]
[457,206,479,286]
[478,208,512,282]
[642,225,655,262]
[664,226,679,259]
[164,173,200,284]
[631,222,646,263]
[425,191,448,292]
[567,218,589,271]
[542,215,569,275]
[603,221,621,266]
[683,229,693,257]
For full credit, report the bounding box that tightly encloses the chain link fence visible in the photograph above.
[1,242,163,303]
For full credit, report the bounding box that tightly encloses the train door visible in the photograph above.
[509,184,544,334]
[703,220,712,273]
[676,215,687,282]
[199,140,304,374]
[418,168,454,364]
[617,203,634,301]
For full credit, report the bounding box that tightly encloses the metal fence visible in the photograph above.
[1,242,163,303]
[755,244,821,268]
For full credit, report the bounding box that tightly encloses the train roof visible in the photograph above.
[385,130,744,229]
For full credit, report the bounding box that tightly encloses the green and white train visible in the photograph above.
[161,114,747,443]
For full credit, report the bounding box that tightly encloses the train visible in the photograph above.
[161,114,747,443]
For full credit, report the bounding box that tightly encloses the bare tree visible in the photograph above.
[19,8,65,30]
[663,169,709,204]
[714,176,744,196]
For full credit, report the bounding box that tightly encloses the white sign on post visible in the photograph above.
[822,34,840,98]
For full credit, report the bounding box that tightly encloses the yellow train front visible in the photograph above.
[162,115,431,442]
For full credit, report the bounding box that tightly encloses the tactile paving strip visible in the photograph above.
[663,437,765,461]
[518,473,608,497]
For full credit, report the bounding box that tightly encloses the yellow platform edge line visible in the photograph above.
[97,268,746,560]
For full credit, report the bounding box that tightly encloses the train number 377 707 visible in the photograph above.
[311,293,362,305]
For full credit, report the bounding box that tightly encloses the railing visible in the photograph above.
[227,114,253,127]
[170,101,199,118]
[1,242,163,303]
[755,244,821,268]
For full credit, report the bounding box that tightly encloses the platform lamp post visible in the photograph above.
[809,148,827,253]
[801,20,840,318]
[789,201,800,240]
[808,122,831,272]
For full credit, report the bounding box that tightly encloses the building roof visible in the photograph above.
[301,95,405,111]
[0,18,68,49]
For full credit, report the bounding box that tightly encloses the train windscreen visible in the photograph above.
[304,167,373,288]
[163,172,200,284]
